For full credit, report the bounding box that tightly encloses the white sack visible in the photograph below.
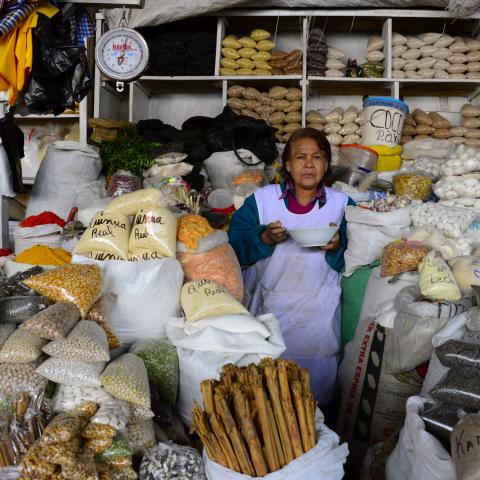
[74,180,110,226]
[338,268,420,457]
[344,206,412,276]
[203,149,265,191]
[73,256,183,345]
[26,142,102,220]
[385,286,474,374]
[167,314,285,426]
[385,396,455,480]
[204,410,348,480]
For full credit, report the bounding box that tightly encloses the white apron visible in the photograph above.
[244,184,348,405]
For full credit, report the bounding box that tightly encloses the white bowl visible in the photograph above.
[288,226,339,248]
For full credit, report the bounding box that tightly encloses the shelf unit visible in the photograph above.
[94,8,480,133]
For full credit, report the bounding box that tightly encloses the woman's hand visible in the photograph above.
[322,222,340,251]
[261,221,287,245]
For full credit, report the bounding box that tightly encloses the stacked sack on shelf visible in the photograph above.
[220,29,275,76]
[307,28,347,77]
[306,106,363,146]
[400,108,453,144]
[360,35,385,78]
[269,49,303,76]
[392,32,480,79]
[227,84,302,143]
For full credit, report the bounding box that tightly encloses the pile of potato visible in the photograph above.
[226,84,302,143]
[400,104,480,147]
[392,32,480,79]
[306,105,363,146]
[220,29,275,76]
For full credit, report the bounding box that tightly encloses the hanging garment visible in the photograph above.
[0,3,57,104]
[24,11,92,115]
[0,1,36,38]
[0,110,24,193]
[68,7,95,46]
[244,184,348,405]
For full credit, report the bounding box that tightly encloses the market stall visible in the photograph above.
[4,1,480,479]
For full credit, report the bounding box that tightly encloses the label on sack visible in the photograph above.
[73,212,130,260]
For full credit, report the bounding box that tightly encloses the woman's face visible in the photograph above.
[286,137,328,190]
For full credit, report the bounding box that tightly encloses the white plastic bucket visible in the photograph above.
[362,97,409,147]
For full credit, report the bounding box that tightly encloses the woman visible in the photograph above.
[228,128,355,405]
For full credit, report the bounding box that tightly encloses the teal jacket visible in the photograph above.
[228,185,355,272]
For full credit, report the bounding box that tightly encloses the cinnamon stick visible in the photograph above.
[249,365,280,472]
[231,383,268,477]
[201,381,241,471]
[266,397,286,467]
[263,361,294,464]
[192,403,227,467]
[278,360,303,458]
[291,380,311,452]
[214,390,255,476]
[300,369,317,448]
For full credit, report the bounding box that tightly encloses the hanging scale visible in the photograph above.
[95,6,150,92]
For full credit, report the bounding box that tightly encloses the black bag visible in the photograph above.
[207,107,278,165]
[0,111,24,193]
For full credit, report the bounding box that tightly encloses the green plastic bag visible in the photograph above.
[341,261,379,352]
[130,339,179,405]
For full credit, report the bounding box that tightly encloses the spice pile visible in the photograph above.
[227,84,302,143]
[192,359,317,476]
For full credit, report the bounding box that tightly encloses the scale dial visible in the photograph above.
[95,27,149,82]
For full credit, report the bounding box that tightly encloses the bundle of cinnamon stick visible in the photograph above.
[192,358,317,477]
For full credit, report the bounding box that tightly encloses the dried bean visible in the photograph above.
[101,354,151,411]
[0,361,48,397]
[42,408,94,444]
[139,443,206,480]
[43,321,109,362]
[126,420,155,457]
[20,302,79,340]
[23,265,102,319]
[19,442,56,480]
[0,330,47,363]
[36,358,105,387]
[83,423,117,440]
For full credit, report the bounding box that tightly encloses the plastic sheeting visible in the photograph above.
[105,0,480,29]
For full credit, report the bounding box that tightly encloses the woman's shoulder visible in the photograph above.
[325,187,349,204]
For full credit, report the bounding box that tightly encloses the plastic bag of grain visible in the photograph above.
[73,212,130,260]
[128,207,177,260]
[177,216,244,301]
[104,188,166,216]
[181,280,249,323]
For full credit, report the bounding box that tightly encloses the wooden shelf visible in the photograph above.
[59,0,144,7]
[397,79,480,98]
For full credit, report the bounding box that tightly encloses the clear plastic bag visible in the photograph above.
[90,398,130,432]
[19,302,79,340]
[43,320,109,362]
[106,171,142,198]
[180,280,249,323]
[51,385,112,413]
[381,241,430,277]
[101,354,151,410]
[42,405,96,443]
[104,188,166,217]
[85,436,114,454]
[130,340,178,406]
[128,208,177,261]
[139,443,206,480]
[436,339,480,370]
[87,295,120,350]
[23,264,103,319]
[393,172,433,200]
[0,361,48,397]
[0,330,46,364]
[430,369,480,410]
[19,441,57,479]
[0,325,15,351]
[126,420,155,457]
[37,438,80,465]
[36,358,105,387]
[451,413,480,479]
[83,422,117,440]
[177,243,244,301]
[96,434,132,464]
[74,212,131,261]
[420,402,459,449]
[419,251,462,301]
[60,450,98,480]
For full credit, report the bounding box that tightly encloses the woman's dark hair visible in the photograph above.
[280,128,332,181]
